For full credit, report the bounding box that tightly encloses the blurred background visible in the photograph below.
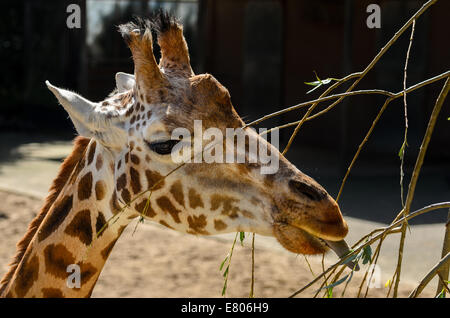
[0,0,449,224]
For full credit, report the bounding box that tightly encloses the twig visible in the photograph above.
[400,19,416,208]
[336,98,393,202]
[250,232,255,298]
[257,71,449,136]
[409,252,450,298]
[392,77,450,297]
[436,209,450,296]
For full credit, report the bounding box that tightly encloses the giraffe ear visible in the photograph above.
[45,81,126,147]
[46,80,99,137]
[115,72,135,92]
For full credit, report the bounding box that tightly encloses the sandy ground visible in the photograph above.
[0,190,434,298]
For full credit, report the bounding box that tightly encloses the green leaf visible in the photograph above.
[437,289,445,298]
[304,80,322,86]
[327,288,333,298]
[223,265,229,278]
[305,84,323,95]
[314,70,321,82]
[342,253,359,265]
[219,256,229,271]
[222,280,228,296]
[362,245,372,265]
[318,274,350,292]
[398,140,408,159]
[239,232,245,246]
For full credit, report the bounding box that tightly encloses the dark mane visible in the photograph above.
[150,10,179,35]
[0,136,90,295]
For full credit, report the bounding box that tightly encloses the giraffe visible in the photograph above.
[0,13,353,298]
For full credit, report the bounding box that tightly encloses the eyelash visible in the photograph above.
[146,140,180,155]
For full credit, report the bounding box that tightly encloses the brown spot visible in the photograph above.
[130,116,136,124]
[146,170,165,190]
[38,195,73,242]
[44,244,76,279]
[159,220,173,229]
[188,188,204,209]
[156,196,181,223]
[95,180,106,201]
[210,194,239,219]
[117,159,122,170]
[95,212,107,238]
[145,155,151,162]
[64,209,93,245]
[125,105,134,116]
[101,239,117,260]
[116,173,127,191]
[110,192,121,215]
[87,141,96,165]
[241,210,254,219]
[187,214,209,235]
[96,154,103,170]
[147,110,152,119]
[214,219,227,231]
[121,189,131,203]
[79,262,97,285]
[78,172,93,201]
[130,154,140,165]
[135,199,156,217]
[170,180,185,207]
[136,146,142,152]
[129,167,142,194]
[42,288,63,298]
[14,254,39,297]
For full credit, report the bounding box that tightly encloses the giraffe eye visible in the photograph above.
[147,140,180,155]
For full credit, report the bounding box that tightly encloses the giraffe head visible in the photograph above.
[46,13,350,256]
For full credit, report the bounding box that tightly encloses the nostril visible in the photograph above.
[289,180,326,202]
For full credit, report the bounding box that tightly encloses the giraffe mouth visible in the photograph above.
[273,222,359,270]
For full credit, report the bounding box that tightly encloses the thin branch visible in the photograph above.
[392,78,450,296]
[249,233,255,298]
[400,19,416,208]
[393,77,450,224]
[336,98,393,202]
[436,209,450,296]
[257,71,449,137]
[409,252,450,298]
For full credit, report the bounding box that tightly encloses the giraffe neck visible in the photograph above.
[1,139,135,297]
